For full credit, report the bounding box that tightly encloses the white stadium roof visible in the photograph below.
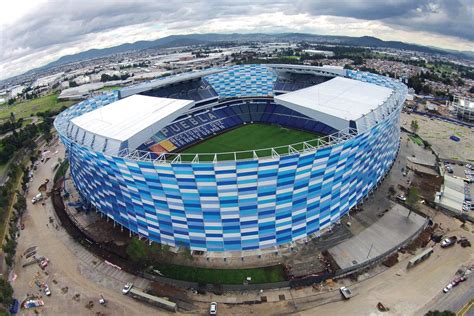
[274,77,393,131]
[119,68,223,98]
[69,95,194,155]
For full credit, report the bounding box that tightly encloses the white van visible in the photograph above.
[31,193,43,204]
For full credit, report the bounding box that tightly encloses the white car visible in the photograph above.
[340,286,353,299]
[396,194,407,202]
[122,282,133,294]
[210,302,217,315]
[443,283,453,293]
[44,285,51,296]
[440,238,456,248]
[31,193,43,204]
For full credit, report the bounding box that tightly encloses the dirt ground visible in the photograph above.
[11,138,166,315]
[401,112,474,161]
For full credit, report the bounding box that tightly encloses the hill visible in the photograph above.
[17,32,474,78]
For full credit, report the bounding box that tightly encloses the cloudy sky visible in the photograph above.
[1,0,473,80]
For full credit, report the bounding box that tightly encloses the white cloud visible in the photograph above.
[0,1,473,80]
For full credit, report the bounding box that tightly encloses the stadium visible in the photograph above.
[54,64,407,252]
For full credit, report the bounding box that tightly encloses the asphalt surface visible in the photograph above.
[419,273,474,315]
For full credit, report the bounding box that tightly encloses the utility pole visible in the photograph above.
[367,243,374,259]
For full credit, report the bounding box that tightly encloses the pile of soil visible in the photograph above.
[382,252,399,267]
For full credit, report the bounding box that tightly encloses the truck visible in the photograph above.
[24,299,44,309]
[128,288,177,312]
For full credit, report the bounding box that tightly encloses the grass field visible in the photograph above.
[0,93,76,122]
[180,123,322,161]
[97,85,121,92]
[155,263,285,284]
[409,134,424,146]
[280,55,300,60]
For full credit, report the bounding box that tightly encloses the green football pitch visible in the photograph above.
[179,123,322,161]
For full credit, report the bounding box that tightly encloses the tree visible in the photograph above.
[13,195,27,215]
[406,187,420,217]
[410,120,419,134]
[126,237,148,265]
[0,277,13,306]
[179,246,194,262]
[9,112,15,124]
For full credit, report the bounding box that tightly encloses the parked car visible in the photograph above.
[44,285,51,296]
[122,282,133,294]
[396,194,407,202]
[443,283,453,293]
[31,193,43,204]
[210,302,217,315]
[340,286,353,299]
[452,276,467,287]
[450,135,460,142]
[441,237,457,248]
[39,258,49,269]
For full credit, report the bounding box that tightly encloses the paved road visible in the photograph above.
[418,274,474,315]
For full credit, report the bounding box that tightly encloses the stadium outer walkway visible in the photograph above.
[328,204,426,271]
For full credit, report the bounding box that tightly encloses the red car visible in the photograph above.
[39,259,49,270]
[452,276,467,287]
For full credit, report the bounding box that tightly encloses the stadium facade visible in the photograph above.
[54,64,407,252]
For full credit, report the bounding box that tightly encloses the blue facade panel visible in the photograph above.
[55,68,406,252]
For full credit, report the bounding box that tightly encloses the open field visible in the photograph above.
[156,263,286,284]
[401,113,474,161]
[0,94,76,121]
[181,123,322,161]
